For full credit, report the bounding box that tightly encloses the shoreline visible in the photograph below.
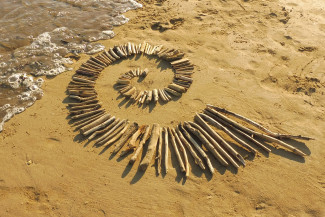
[1,0,324,216]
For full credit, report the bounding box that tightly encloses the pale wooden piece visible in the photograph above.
[95,119,126,145]
[156,127,163,175]
[168,83,186,93]
[204,107,307,156]
[146,90,153,104]
[198,113,258,154]
[185,122,233,168]
[165,87,182,97]
[119,125,146,157]
[80,114,111,133]
[103,122,130,147]
[112,123,139,154]
[168,127,186,173]
[193,113,245,166]
[206,104,312,141]
[71,109,104,120]
[74,113,105,130]
[88,118,120,140]
[179,125,214,174]
[83,116,115,136]
[130,125,151,164]
[140,124,160,171]
[163,127,169,174]
[158,89,168,102]
[123,87,136,96]
[153,89,159,102]
[175,126,205,170]
[172,128,190,177]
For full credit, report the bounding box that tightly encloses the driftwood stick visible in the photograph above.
[198,113,258,154]
[204,110,271,152]
[71,109,104,120]
[157,127,163,175]
[185,122,232,168]
[69,105,101,115]
[140,124,160,171]
[74,113,105,130]
[95,120,126,145]
[193,114,244,167]
[103,121,130,147]
[206,104,313,140]
[204,107,307,156]
[172,128,190,177]
[80,114,111,133]
[112,123,139,155]
[88,118,120,140]
[179,125,214,174]
[168,83,186,93]
[130,125,151,164]
[163,127,169,174]
[70,103,100,111]
[165,87,182,97]
[153,89,159,102]
[175,125,205,170]
[83,116,116,137]
[120,125,146,157]
[168,127,186,173]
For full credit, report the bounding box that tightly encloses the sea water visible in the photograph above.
[0,0,142,131]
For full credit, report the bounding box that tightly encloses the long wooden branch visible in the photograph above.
[163,127,169,174]
[112,123,139,155]
[172,128,190,177]
[130,125,151,164]
[168,127,186,173]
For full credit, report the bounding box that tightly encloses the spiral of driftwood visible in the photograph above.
[66,42,312,178]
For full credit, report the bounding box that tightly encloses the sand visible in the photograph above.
[1,0,325,216]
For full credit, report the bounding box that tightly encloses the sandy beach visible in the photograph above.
[1,0,325,216]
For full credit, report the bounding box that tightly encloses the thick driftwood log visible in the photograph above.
[130,125,151,164]
[163,127,169,174]
[204,107,307,156]
[198,113,258,154]
[193,113,245,166]
[168,127,186,173]
[80,114,111,133]
[153,89,159,102]
[120,125,146,157]
[112,123,139,155]
[146,90,153,104]
[95,120,126,145]
[164,87,182,97]
[157,127,163,175]
[140,124,160,171]
[83,116,116,137]
[179,125,214,174]
[172,128,190,177]
[206,104,312,141]
[185,122,232,168]
[175,125,205,170]
[88,118,120,140]
[168,83,186,93]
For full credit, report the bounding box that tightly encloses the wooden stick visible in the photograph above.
[102,121,130,147]
[165,87,182,97]
[120,125,146,157]
[80,114,111,133]
[70,103,100,111]
[168,127,186,173]
[130,125,151,164]
[88,118,120,140]
[185,122,232,168]
[206,104,313,140]
[157,127,163,175]
[193,113,245,166]
[83,116,116,137]
[69,105,101,115]
[179,125,214,174]
[204,107,307,156]
[175,125,205,170]
[172,128,190,177]
[163,127,169,174]
[153,89,159,102]
[140,123,160,171]
[168,83,186,93]
[71,109,104,120]
[146,90,153,104]
[204,110,271,152]
[95,120,126,145]
[199,113,258,154]
[74,113,105,130]
[112,123,139,155]
[158,89,168,102]
[109,48,120,59]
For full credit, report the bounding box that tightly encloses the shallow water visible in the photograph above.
[0,0,141,131]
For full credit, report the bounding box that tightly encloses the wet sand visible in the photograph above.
[1,0,325,216]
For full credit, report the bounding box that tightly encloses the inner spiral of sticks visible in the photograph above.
[66,42,312,177]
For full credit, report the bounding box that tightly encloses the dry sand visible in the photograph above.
[1,0,325,216]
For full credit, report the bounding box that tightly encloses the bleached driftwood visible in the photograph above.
[120,125,146,157]
[140,124,160,171]
[112,123,138,155]
[172,128,189,177]
[157,127,163,175]
[168,127,186,173]
[130,125,151,164]
[163,127,169,174]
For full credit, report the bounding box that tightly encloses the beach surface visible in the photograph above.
[1,0,325,216]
